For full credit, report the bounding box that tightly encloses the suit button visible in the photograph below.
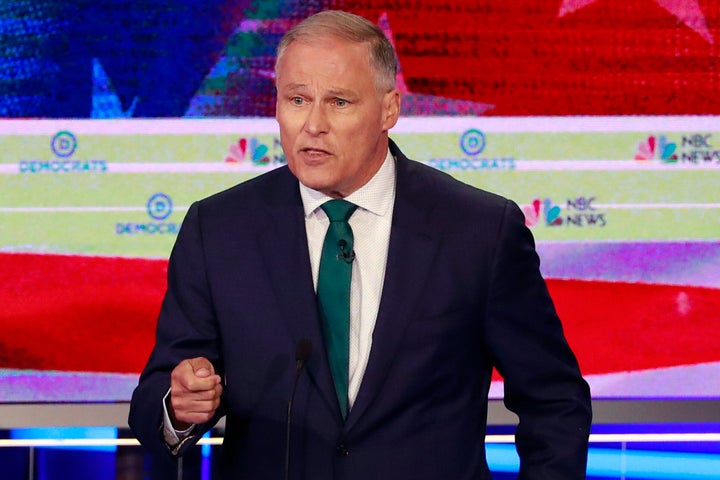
[335,444,349,456]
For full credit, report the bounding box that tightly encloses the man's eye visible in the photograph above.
[334,98,348,107]
[291,97,304,105]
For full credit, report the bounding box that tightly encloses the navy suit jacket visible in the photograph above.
[129,141,592,479]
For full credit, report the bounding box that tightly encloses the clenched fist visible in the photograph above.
[168,357,223,430]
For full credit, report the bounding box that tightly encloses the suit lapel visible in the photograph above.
[345,147,439,430]
[255,169,339,415]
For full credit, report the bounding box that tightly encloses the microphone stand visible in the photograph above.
[285,339,312,480]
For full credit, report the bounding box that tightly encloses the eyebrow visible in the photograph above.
[326,88,358,98]
[281,83,308,92]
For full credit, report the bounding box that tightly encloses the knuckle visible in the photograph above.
[195,412,213,423]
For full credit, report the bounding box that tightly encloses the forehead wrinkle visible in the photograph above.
[280,81,360,99]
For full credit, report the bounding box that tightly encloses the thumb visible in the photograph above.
[188,357,215,378]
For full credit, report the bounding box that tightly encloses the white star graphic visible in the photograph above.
[559,0,714,44]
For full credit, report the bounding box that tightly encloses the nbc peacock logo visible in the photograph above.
[634,135,678,163]
[226,137,271,165]
[521,198,563,227]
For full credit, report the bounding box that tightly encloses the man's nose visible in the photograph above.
[303,102,329,135]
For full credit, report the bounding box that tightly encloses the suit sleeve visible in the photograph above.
[484,200,592,479]
[128,201,225,458]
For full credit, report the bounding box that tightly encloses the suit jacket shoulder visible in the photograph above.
[390,139,522,239]
[193,165,300,220]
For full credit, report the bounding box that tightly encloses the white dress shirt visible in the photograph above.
[299,149,396,407]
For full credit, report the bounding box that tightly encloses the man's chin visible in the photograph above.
[296,175,333,195]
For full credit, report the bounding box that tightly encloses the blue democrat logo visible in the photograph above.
[459,129,486,156]
[51,131,78,158]
[146,193,173,221]
[116,193,180,235]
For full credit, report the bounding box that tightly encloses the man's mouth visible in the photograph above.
[300,147,332,156]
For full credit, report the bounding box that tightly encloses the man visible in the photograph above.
[129,10,592,479]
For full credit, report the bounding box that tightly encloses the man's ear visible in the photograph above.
[381,89,401,131]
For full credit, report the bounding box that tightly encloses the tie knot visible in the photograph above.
[321,199,357,223]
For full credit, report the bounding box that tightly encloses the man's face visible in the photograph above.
[275,35,400,198]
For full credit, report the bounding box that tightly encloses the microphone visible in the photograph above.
[338,239,355,263]
[285,339,312,480]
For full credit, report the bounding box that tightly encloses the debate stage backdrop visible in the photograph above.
[1,0,719,404]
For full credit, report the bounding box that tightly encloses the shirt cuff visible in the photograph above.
[162,388,196,448]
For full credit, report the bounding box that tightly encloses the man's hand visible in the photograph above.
[168,357,223,430]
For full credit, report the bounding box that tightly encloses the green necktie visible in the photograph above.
[317,199,357,418]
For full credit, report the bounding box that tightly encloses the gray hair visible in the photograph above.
[275,10,397,92]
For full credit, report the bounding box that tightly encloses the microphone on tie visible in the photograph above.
[338,239,355,263]
[285,339,312,480]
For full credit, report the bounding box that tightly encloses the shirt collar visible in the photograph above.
[299,149,396,218]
